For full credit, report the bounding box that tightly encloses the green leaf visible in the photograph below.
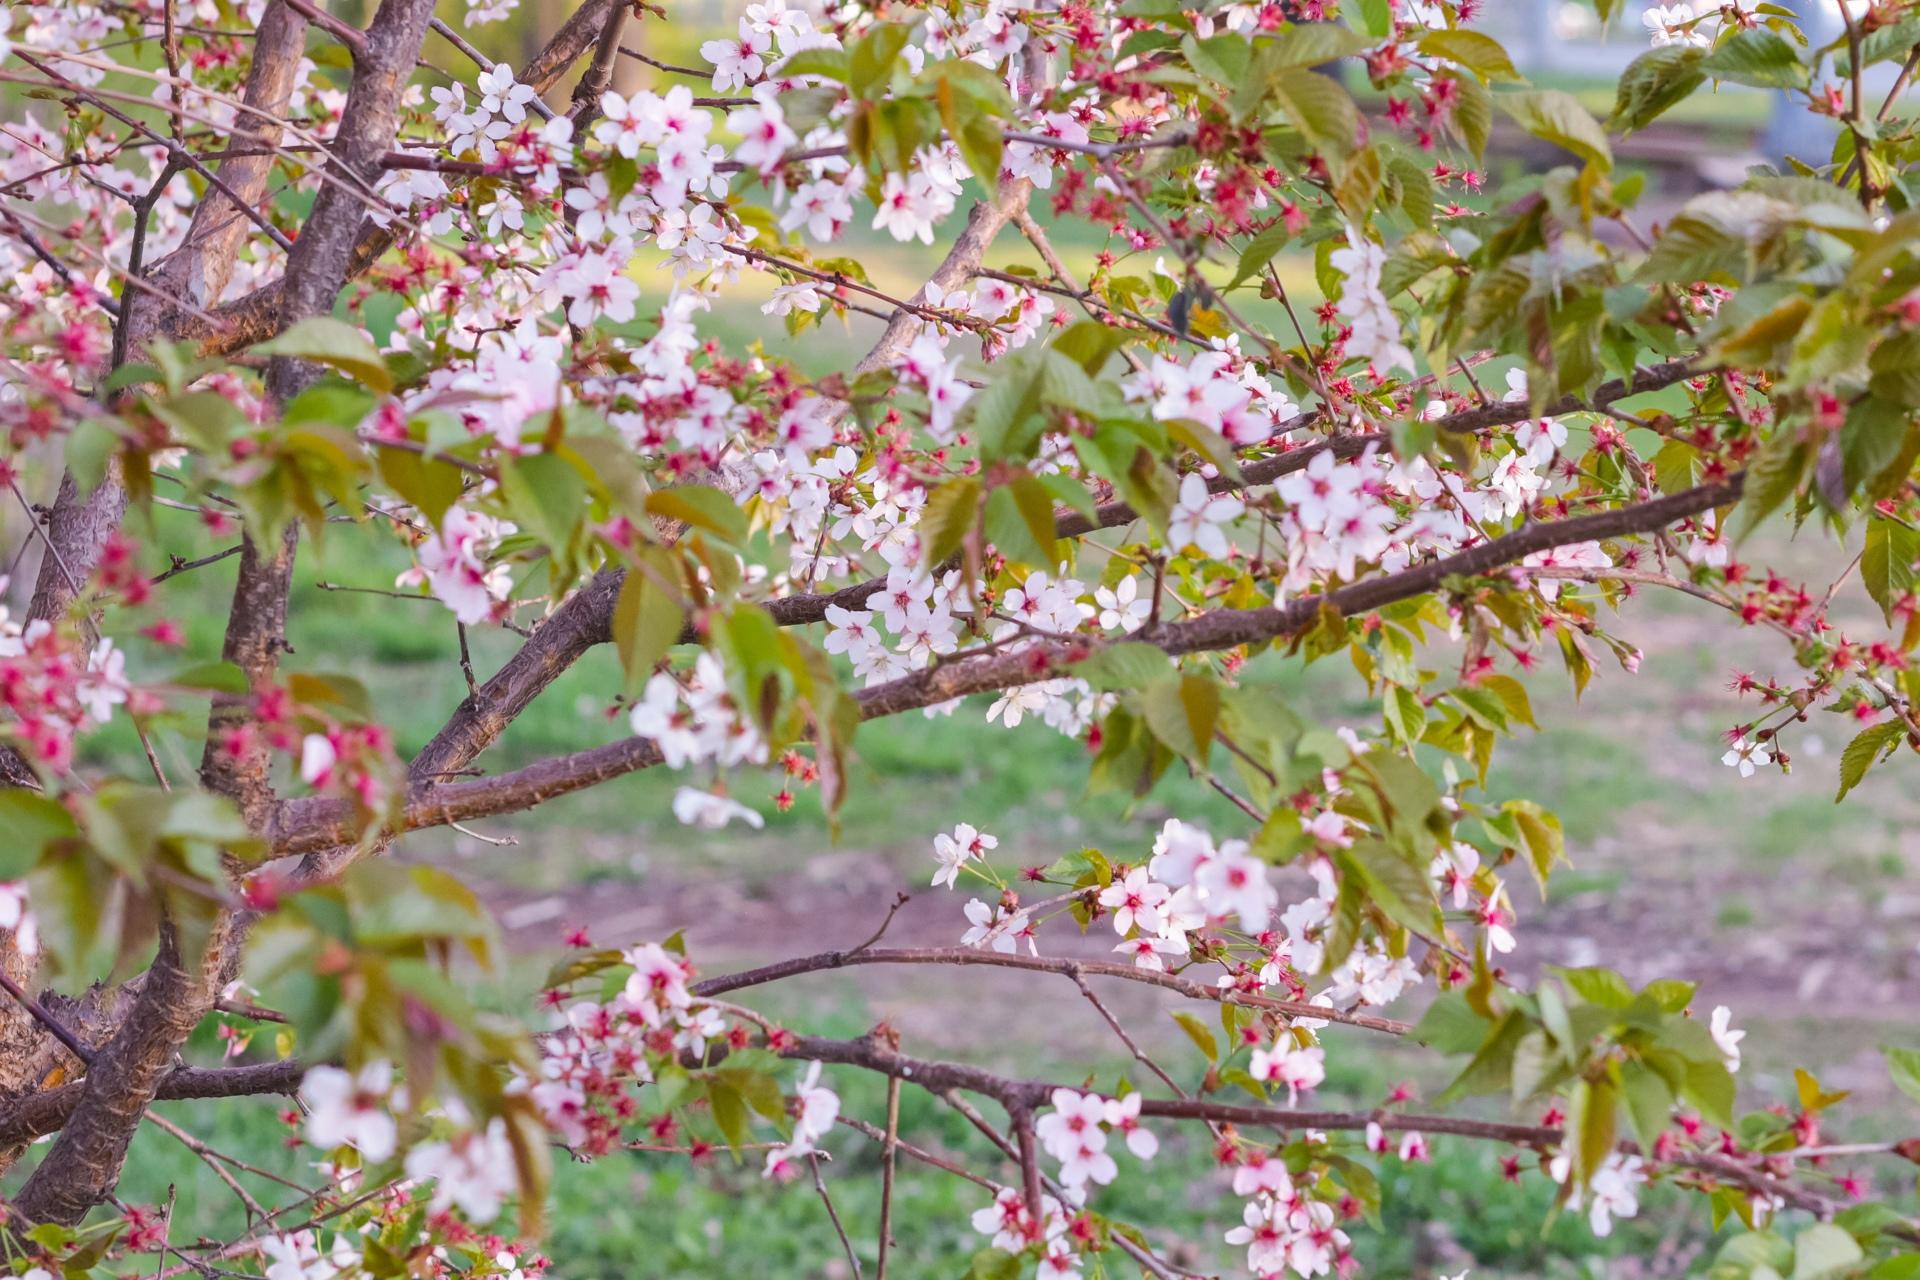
[1682,1057,1737,1129]
[708,1079,749,1154]
[1558,966,1635,1008]
[1610,45,1705,133]
[1450,72,1492,161]
[969,348,1047,461]
[1172,1011,1220,1063]
[1701,29,1809,90]
[0,792,78,877]
[1383,683,1426,746]
[982,474,1060,568]
[376,447,465,532]
[919,477,980,566]
[1142,673,1220,766]
[1262,22,1372,67]
[1567,1076,1619,1189]
[1861,516,1918,625]
[1791,1224,1865,1280]
[27,852,105,983]
[1411,990,1492,1054]
[1732,431,1808,542]
[1051,321,1130,377]
[1836,719,1903,802]
[937,77,1002,189]
[1183,31,1252,86]
[1621,1059,1675,1149]
[1074,642,1173,691]
[612,554,688,696]
[502,452,588,556]
[849,22,910,97]
[286,671,375,721]
[1504,799,1566,893]
[775,47,851,83]
[1267,68,1361,155]
[1884,1044,1920,1104]
[964,1249,1023,1280]
[1339,838,1442,934]
[1417,28,1522,82]
[645,484,749,546]
[1844,397,1914,499]
[1230,223,1293,291]
[1333,145,1383,220]
[1435,1010,1527,1102]
[255,317,393,393]
[1497,89,1612,171]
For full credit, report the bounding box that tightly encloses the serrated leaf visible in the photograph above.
[1230,222,1293,290]
[1417,28,1522,82]
[377,446,465,531]
[1268,67,1361,155]
[1142,673,1219,766]
[1836,719,1904,801]
[1621,1059,1675,1149]
[502,452,588,557]
[1567,1076,1619,1189]
[776,47,851,82]
[983,477,1057,567]
[1862,516,1918,625]
[1340,838,1441,934]
[1732,432,1808,542]
[1498,89,1612,171]
[1702,28,1809,90]
[1792,1224,1865,1280]
[1450,72,1492,161]
[1610,45,1705,132]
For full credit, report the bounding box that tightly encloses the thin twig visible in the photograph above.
[876,1077,901,1280]
[144,1113,269,1223]
[0,970,94,1064]
[807,1153,863,1280]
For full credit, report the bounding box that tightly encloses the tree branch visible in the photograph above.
[269,472,1742,854]
[0,1060,304,1151]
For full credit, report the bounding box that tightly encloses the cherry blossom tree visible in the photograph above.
[1,0,1919,1276]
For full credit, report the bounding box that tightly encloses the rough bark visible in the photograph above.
[8,0,445,1224]
[854,179,1033,375]
[197,524,302,827]
[12,924,237,1222]
[135,2,310,344]
[169,0,620,360]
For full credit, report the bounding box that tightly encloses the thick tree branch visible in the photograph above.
[269,473,1743,855]
[0,1059,303,1151]
[134,2,311,346]
[854,178,1034,374]
[779,1030,1865,1223]
[398,356,1701,797]
[10,0,447,1226]
[166,0,618,360]
[0,0,318,1111]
